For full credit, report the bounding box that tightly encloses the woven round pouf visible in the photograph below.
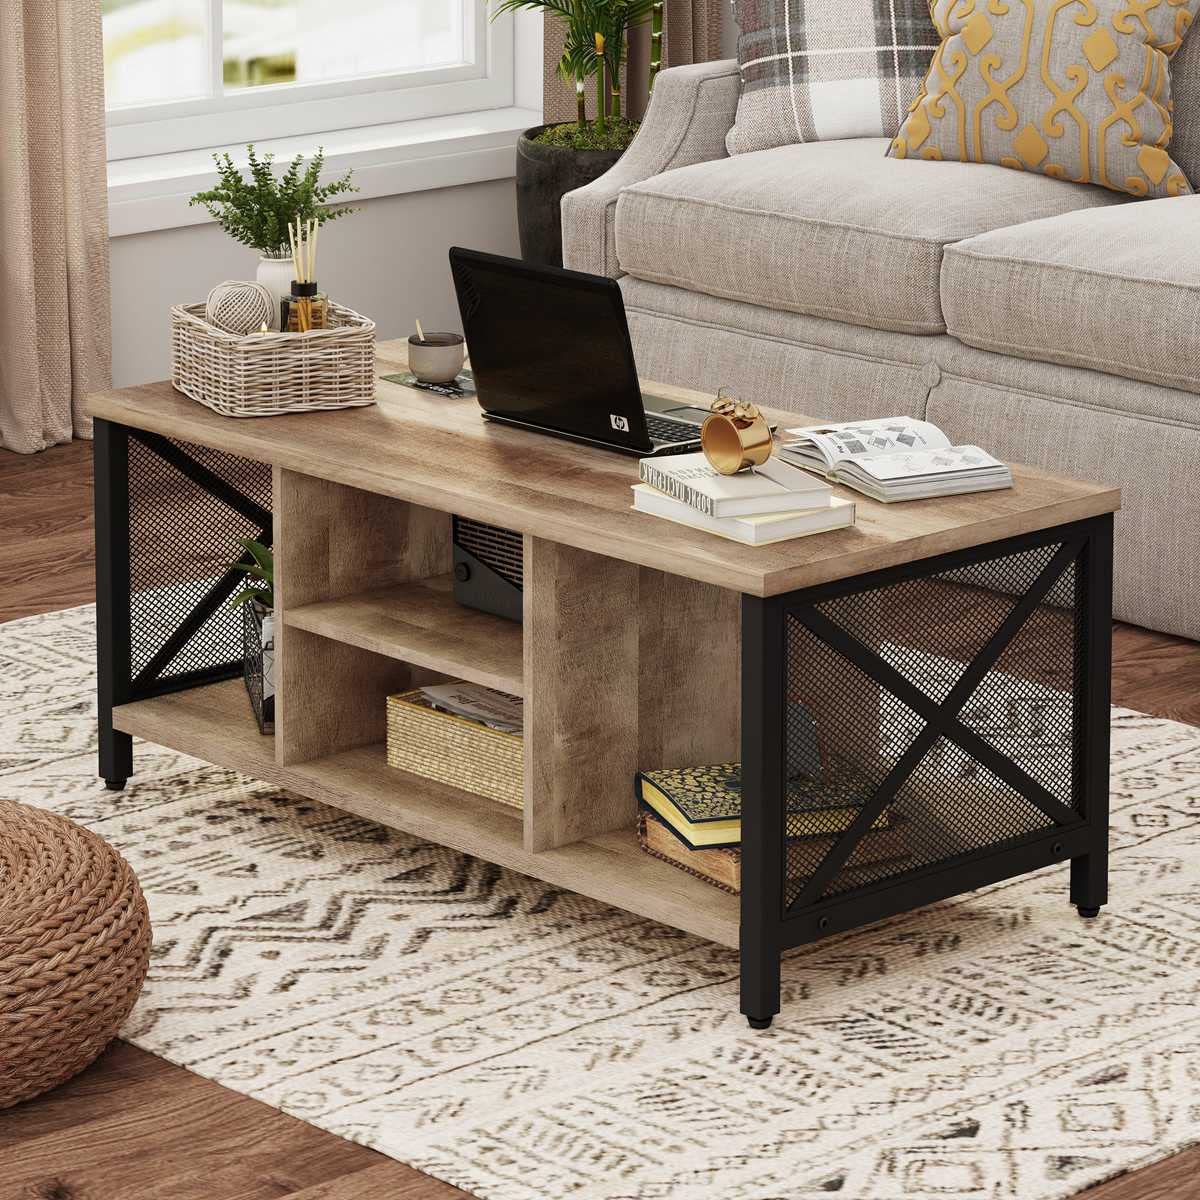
[0,802,151,1108]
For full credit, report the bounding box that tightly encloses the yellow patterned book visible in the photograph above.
[635,762,889,851]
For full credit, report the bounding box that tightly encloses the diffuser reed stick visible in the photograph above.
[287,216,321,332]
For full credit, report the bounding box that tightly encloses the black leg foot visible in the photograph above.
[1076,904,1102,919]
[104,778,127,791]
[746,1015,773,1030]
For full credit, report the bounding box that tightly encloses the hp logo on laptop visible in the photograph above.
[610,414,630,432]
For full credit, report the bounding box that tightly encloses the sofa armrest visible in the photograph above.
[561,59,741,277]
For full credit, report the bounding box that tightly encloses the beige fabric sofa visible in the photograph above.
[562,60,1200,640]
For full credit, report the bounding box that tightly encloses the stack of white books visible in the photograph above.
[632,453,855,546]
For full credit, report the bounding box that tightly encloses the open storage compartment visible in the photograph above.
[111,458,742,946]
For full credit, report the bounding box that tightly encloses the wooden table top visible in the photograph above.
[87,339,1120,596]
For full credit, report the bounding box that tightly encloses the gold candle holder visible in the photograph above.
[701,389,773,475]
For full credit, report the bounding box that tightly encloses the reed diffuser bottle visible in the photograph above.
[281,217,328,332]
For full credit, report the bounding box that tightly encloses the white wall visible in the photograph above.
[109,177,520,387]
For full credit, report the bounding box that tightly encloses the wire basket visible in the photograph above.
[171,300,376,418]
[242,600,275,735]
[386,690,523,810]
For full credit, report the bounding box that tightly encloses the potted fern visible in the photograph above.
[230,539,275,734]
[494,0,660,265]
[190,146,358,316]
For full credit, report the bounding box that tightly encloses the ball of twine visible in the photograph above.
[205,280,277,335]
[0,801,151,1108]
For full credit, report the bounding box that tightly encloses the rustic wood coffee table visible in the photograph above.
[88,342,1120,1027]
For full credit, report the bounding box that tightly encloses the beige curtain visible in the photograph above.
[0,0,111,454]
[543,1,727,123]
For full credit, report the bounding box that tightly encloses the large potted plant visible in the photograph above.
[190,146,359,317]
[494,0,662,266]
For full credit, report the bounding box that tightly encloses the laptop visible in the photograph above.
[449,247,714,456]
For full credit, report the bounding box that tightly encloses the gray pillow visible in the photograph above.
[1167,24,1200,189]
[889,0,1197,198]
[727,0,941,154]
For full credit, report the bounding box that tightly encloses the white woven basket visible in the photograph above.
[171,300,377,418]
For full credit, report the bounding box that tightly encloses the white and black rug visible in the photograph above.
[4,605,1200,1200]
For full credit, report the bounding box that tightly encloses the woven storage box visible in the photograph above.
[171,300,376,417]
[386,690,523,810]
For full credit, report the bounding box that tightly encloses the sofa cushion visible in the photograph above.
[942,196,1200,394]
[615,139,1124,335]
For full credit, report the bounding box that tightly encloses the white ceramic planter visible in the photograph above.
[261,611,275,706]
[255,255,293,329]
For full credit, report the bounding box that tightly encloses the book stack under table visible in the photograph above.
[636,762,911,895]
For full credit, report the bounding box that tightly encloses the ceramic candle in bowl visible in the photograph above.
[409,332,466,384]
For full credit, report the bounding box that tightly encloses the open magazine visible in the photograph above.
[777,417,1012,502]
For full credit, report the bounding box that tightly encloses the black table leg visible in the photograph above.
[94,419,133,790]
[1072,513,1113,918]
[740,594,785,1029]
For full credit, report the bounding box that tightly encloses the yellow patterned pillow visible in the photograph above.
[889,0,1199,196]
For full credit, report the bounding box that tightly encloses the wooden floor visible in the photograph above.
[2,439,1198,1200]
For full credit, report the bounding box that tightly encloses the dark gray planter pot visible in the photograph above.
[516,125,625,267]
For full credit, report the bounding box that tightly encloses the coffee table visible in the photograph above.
[88,342,1120,1027]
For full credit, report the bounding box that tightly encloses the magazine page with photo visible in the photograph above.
[778,417,1012,502]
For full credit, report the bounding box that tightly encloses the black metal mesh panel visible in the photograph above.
[965,560,1081,812]
[814,542,1065,704]
[783,623,928,907]
[818,737,1057,897]
[127,436,272,686]
[782,539,1084,909]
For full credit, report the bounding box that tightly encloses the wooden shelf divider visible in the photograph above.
[284,573,524,696]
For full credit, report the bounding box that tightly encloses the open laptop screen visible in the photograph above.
[449,248,650,450]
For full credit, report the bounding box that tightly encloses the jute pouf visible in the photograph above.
[0,801,151,1108]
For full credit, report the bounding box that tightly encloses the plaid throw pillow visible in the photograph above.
[727,0,941,153]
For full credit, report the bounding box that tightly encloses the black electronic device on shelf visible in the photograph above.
[452,516,522,623]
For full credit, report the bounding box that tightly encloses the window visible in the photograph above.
[103,0,515,160]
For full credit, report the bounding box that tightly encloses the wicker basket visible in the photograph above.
[171,300,376,418]
[0,801,151,1108]
[386,690,523,810]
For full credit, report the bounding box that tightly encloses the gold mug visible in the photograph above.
[701,390,772,475]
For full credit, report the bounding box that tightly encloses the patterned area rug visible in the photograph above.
[5,604,1200,1200]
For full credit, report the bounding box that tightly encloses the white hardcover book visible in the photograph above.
[632,485,855,545]
[638,452,830,518]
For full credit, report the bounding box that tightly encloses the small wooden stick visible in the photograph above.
[415,318,426,342]
[288,225,299,281]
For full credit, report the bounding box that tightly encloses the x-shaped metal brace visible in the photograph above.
[127,430,273,695]
[785,535,1086,914]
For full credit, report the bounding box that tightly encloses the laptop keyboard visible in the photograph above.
[644,413,703,444]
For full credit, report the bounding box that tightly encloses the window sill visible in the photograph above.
[107,106,542,238]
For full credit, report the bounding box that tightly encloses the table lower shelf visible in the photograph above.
[112,679,741,948]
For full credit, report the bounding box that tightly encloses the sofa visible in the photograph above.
[561,59,1200,641]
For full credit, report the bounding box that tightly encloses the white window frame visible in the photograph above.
[106,0,514,161]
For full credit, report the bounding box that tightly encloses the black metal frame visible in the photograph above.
[93,418,273,789]
[738,514,1114,1028]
